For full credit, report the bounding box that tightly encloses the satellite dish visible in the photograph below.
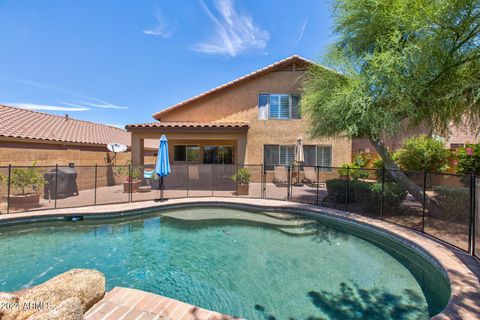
[107,142,127,153]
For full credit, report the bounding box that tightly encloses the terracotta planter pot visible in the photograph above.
[237,183,249,195]
[123,180,141,193]
[9,193,41,209]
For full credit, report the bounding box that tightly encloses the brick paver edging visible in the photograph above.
[0,197,479,319]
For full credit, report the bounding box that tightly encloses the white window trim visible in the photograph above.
[260,93,300,120]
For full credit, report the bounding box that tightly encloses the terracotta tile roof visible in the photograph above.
[126,121,249,129]
[0,104,158,149]
[151,55,314,120]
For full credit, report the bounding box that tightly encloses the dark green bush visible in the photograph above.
[326,179,407,211]
[325,179,351,204]
[432,186,470,222]
[371,182,407,210]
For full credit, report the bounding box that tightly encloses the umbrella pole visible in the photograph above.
[161,176,164,201]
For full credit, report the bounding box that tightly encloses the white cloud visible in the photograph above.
[297,18,308,42]
[143,9,176,38]
[192,0,269,57]
[0,75,127,110]
[63,101,127,110]
[9,103,90,112]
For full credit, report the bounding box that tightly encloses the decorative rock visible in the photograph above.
[26,298,83,320]
[1,269,105,320]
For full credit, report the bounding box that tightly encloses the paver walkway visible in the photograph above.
[85,287,239,320]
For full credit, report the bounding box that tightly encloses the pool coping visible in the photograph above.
[1,197,479,320]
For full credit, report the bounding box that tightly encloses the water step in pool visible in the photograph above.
[85,287,241,320]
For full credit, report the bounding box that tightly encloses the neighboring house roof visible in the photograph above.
[151,55,314,120]
[126,121,249,129]
[0,104,157,149]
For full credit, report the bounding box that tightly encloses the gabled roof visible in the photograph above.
[126,121,249,129]
[0,104,157,149]
[152,55,314,120]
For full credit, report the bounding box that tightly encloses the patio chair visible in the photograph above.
[273,166,288,187]
[303,167,326,188]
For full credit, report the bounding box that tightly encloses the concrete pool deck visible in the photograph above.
[0,197,479,320]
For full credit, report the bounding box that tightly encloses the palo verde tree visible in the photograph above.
[302,0,480,203]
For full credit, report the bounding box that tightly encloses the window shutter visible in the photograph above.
[264,145,280,166]
[291,95,301,119]
[279,95,290,119]
[258,94,269,120]
[317,146,332,170]
[303,145,316,165]
[269,95,279,118]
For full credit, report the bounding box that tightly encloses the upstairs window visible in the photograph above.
[258,94,301,120]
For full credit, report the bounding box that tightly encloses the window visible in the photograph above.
[264,145,295,169]
[450,143,465,149]
[258,94,301,120]
[203,146,234,164]
[304,145,332,171]
[173,145,200,162]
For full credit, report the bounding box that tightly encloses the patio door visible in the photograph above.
[203,146,234,164]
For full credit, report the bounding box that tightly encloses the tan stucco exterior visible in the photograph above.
[129,58,352,166]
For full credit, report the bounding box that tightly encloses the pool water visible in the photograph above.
[0,207,450,320]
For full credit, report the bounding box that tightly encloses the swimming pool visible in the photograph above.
[0,207,450,320]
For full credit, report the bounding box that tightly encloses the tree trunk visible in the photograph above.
[370,137,433,207]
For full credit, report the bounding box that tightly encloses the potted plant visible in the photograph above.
[231,168,251,195]
[116,165,142,193]
[9,162,45,209]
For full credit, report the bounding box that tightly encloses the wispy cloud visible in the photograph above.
[0,75,127,110]
[8,103,90,112]
[192,0,269,57]
[297,18,308,42]
[63,101,127,110]
[143,9,176,38]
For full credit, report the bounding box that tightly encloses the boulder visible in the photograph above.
[26,298,83,320]
[1,269,105,320]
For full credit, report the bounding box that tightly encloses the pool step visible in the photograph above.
[277,226,317,237]
[85,287,241,320]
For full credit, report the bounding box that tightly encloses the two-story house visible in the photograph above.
[126,55,351,170]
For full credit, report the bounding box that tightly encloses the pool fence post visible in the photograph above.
[468,173,475,254]
[287,165,291,201]
[211,164,214,197]
[380,165,385,220]
[186,164,189,198]
[422,169,427,233]
[236,163,239,197]
[262,164,266,199]
[316,165,320,206]
[94,165,97,206]
[472,174,477,255]
[54,164,58,208]
[345,167,350,211]
[128,163,132,203]
[6,164,11,214]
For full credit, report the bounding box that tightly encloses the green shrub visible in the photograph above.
[115,164,142,181]
[393,135,450,172]
[350,180,407,210]
[231,168,251,184]
[455,143,480,175]
[432,186,470,222]
[370,182,407,210]
[325,179,351,204]
[337,154,370,180]
[11,162,45,195]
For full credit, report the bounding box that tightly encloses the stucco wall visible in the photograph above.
[158,68,352,166]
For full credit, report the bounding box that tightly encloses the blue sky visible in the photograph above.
[0,0,335,128]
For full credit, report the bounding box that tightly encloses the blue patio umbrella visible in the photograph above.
[155,135,171,201]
